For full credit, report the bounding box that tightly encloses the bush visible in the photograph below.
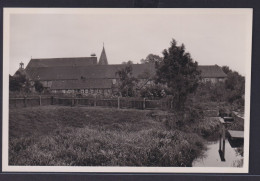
[9,106,205,166]
[140,84,170,99]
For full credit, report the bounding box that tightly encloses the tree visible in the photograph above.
[140,54,162,64]
[34,80,44,93]
[155,39,201,109]
[122,60,133,64]
[116,62,139,97]
[140,84,169,99]
[221,66,245,106]
[9,72,27,92]
[222,66,232,75]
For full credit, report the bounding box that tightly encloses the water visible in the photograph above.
[192,139,243,167]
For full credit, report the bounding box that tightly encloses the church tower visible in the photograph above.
[98,43,108,65]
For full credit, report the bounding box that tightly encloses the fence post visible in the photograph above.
[75,98,78,106]
[71,98,74,107]
[219,133,222,152]
[170,100,173,109]
[39,95,42,106]
[24,96,27,107]
[143,98,146,110]
[118,97,120,109]
[222,125,226,160]
[51,96,54,105]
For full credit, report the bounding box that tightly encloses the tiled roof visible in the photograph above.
[51,79,112,90]
[26,57,97,69]
[198,65,227,78]
[24,59,226,82]
[26,64,156,81]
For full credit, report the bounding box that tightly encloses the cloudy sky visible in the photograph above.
[7,9,252,75]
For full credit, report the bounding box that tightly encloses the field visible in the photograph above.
[9,106,220,166]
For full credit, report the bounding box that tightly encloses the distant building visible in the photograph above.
[14,45,227,95]
[198,65,227,83]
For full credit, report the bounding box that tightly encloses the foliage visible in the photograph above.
[155,39,201,109]
[122,60,134,64]
[116,62,139,97]
[140,84,169,99]
[9,72,31,93]
[222,66,245,106]
[9,106,205,166]
[140,54,162,64]
[34,80,44,93]
[194,66,245,108]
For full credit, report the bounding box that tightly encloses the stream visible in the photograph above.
[192,139,243,167]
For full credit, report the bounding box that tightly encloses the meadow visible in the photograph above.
[9,106,220,166]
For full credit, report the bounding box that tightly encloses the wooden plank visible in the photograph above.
[218,117,225,124]
[218,117,232,125]
[228,130,244,139]
[223,117,234,122]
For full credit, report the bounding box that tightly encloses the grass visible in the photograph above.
[9,106,208,167]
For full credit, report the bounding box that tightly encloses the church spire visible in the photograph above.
[98,43,108,65]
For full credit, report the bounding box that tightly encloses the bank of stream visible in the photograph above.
[192,139,243,167]
[192,112,244,167]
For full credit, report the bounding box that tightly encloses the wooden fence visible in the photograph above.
[9,96,173,110]
[9,96,53,109]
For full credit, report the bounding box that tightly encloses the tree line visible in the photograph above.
[116,39,245,110]
[10,38,245,110]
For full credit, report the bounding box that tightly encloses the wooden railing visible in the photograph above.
[9,96,173,110]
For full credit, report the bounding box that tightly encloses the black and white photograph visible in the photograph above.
[2,8,252,173]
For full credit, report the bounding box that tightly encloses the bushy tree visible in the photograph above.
[9,72,29,92]
[194,66,245,108]
[116,62,139,97]
[222,66,245,106]
[156,39,201,109]
[140,84,169,99]
[34,80,44,93]
[122,60,133,64]
[140,54,162,64]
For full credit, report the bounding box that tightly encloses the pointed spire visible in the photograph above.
[98,43,108,65]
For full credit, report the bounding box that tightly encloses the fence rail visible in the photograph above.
[9,96,173,110]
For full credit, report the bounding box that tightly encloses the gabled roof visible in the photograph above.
[98,46,108,65]
[198,65,227,78]
[26,57,97,69]
[51,79,112,90]
[26,63,156,81]
[24,57,226,82]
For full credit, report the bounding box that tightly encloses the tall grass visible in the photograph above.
[9,106,206,166]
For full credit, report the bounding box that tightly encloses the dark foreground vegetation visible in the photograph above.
[9,106,222,167]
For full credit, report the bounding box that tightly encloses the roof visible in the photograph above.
[51,79,112,90]
[26,63,156,81]
[198,65,227,78]
[98,46,108,65]
[24,58,226,81]
[26,57,98,69]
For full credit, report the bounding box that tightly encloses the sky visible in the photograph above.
[8,9,252,76]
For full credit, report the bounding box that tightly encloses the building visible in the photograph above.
[198,65,227,83]
[15,45,227,96]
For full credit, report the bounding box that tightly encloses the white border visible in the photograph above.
[2,8,252,173]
